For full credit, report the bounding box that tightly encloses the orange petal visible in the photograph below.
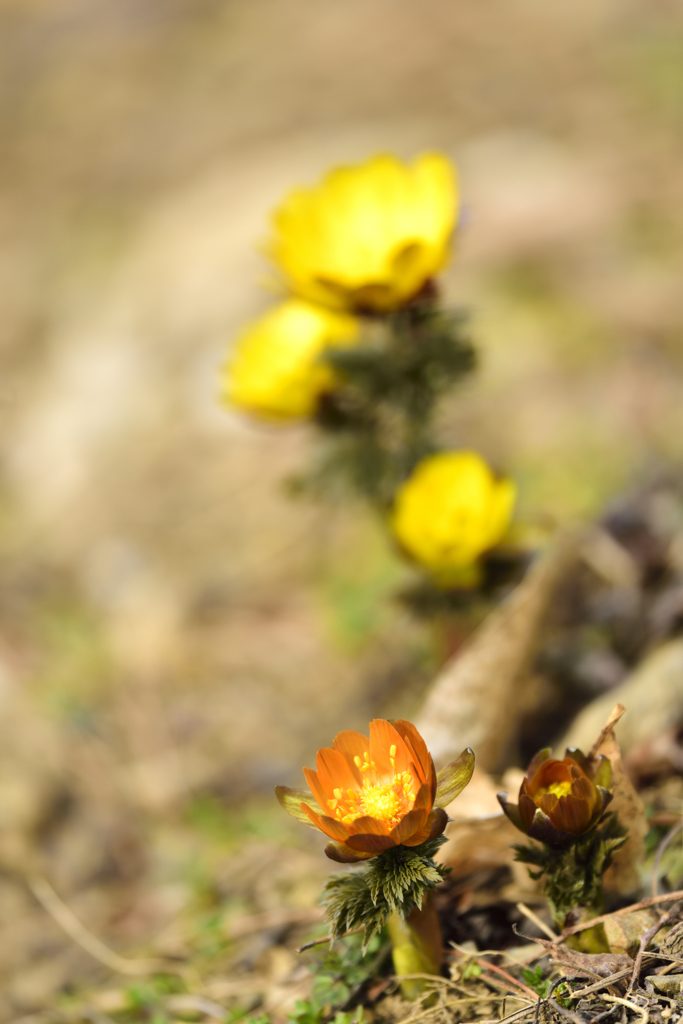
[332,730,368,784]
[300,803,351,842]
[393,720,432,780]
[345,831,396,853]
[569,771,596,805]
[389,806,428,844]
[518,792,537,831]
[413,781,433,814]
[316,745,360,794]
[525,747,553,781]
[303,766,331,813]
[324,842,376,863]
[536,792,560,820]
[531,760,571,794]
[369,719,407,778]
[428,755,437,803]
[553,795,593,834]
[347,815,392,837]
[402,807,448,846]
[391,733,426,785]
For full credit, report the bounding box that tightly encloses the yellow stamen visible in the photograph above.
[537,780,573,800]
[329,769,416,830]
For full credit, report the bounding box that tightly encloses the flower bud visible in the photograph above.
[498,747,612,849]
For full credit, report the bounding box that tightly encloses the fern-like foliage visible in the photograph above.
[292,301,476,507]
[514,812,627,926]
[321,835,449,953]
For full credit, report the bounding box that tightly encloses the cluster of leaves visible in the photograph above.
[288,930,384,1024]
[295,301,475,506]
[521,966,572,1008]
[321,835,450,951]
[514,813,628,927]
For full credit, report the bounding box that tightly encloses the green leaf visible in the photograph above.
[275,786,318,825]
[434,748,475,807]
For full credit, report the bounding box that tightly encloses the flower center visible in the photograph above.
[358,781,403,823]
[326,746,416,829]
[537,780,572,800]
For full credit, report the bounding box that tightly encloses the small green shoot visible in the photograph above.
[522,966,571,1007]
[287,929,384,1024]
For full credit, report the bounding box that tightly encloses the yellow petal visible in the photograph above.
[391,450,516,583]
[221,299,358,420]
[269,152,458,312]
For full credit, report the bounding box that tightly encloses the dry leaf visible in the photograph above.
[603,908,660,957]
[583,704,648,897]
[416,531,580,772]
[531,935,633,984]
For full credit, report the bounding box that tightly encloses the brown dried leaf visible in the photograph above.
[584,705,648,897]
[603,908,661,957]
[530,935,633,980]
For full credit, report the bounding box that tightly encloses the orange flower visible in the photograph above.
[498,747,612,849]
[277,719,474,862]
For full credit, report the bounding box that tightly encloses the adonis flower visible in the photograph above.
[277,719,474,862]
[391,451,516,587]
[269,153,458,314]
[221,299,359,420]
[498,748,613,850]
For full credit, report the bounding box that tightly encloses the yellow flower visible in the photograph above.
[221,299,359,420]
[391,451,516,586]
[270,152,458,313]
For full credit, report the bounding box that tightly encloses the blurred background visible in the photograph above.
[2,0,683,1016]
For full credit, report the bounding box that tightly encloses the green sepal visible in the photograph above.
[593,755,612,791]
[564,746,588,772]
[434,748,475,808]
[526,747,552,778]
[275,785,319,825]
[497,792,526,833]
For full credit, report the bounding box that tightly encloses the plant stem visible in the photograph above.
[386,895,443,1001]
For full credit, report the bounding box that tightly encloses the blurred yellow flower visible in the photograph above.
[391,451,516,586]
[222,299,359,420]
[270,152,458,313]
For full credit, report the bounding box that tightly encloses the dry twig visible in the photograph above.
[557,889,683,941]
[625,900,683,998]
[516,902,559,942]
[27,875,168,977]
[599,993,649,1024]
